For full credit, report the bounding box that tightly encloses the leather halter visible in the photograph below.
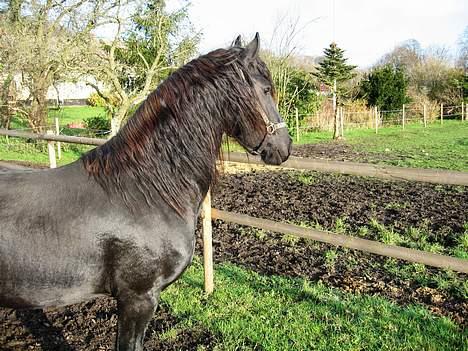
[250,107,287,155]
[234,66,287,155]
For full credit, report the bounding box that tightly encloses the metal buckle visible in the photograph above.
[266,123,276,135]
[266,122,287,135]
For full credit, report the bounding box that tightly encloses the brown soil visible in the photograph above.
[292,142,404,164]
[202,170,467,327]
[0,299,215,351]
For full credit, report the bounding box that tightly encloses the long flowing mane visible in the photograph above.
[81,47,272,216]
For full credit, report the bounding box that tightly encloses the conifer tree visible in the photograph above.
[314,42,356,139]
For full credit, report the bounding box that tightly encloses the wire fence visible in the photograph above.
[0,113,110,163]
[293,103,467,135]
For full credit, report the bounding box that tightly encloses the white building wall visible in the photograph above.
[15,75,105,103]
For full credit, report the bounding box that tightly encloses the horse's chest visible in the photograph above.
[109,225,196,294]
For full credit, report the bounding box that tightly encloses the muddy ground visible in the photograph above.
[1,144,467,350]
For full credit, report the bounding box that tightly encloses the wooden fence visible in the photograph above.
[2,129,467,186]
[0,128,467,292]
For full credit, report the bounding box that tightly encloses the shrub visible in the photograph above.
[359,65,409,110]
[84,115,111,133]
[87,92,121,108]
[87,92,106,107]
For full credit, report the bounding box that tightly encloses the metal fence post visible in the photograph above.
[423,104,427,127]
[402,104,405,129]
[440,103,443,125]
[374,106,378,134]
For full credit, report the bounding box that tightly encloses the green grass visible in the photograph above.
[1,106,106,166]
[48,106,106,127]
[161,259,466,351]
[0,137,93,166]
[296,121,468,171]
[10,106,106,129]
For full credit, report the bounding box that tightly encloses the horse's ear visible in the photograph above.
[232,35,242,47]
[242,32,260,61]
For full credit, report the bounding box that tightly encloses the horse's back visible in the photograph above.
[0,163,108,308]
[0,161,34,171]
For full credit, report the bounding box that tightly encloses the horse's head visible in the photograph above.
[227,33,292,165]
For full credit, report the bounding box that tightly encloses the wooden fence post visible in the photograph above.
[295,108,299,142]
[423,104,427,128]
[46,130,57,168]
[402,104,405,130]
[202,190,214,294]
[440,103,443,125]
[55,117,61,160]
[462,102,465,121]
[374,106,378,134]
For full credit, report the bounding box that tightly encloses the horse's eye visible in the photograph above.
[263,87,271,94]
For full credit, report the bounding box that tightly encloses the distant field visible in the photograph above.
[295,120,468,171]
[48,106,107,127]
[9,106,106,129]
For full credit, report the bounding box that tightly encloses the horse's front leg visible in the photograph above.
[115,289,160,351]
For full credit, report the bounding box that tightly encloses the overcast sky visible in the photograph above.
[180,0,467,68]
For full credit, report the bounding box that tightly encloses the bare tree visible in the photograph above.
[262,12,320,124]
[378,39,464,106]
[457,26,468,72]
[0,0,117,131]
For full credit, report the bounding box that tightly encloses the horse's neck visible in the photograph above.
[129,104,225,215]
[81,80,230,219]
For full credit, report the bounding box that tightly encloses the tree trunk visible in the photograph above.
[29,86,48,132]
[110,103,130,137]
[333,107,341,139]
[332,79,341,139]
[110,117,121,137]
[1,76,16,129]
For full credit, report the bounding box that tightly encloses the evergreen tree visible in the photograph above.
[359,65,409,111]
[313,42,356,139]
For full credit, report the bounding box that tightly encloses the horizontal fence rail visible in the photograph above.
[223,152,468,186]
[212,209,468,274]
[0,128,105,146]
[1,129,466,186]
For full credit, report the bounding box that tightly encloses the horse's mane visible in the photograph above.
[81,47,272,216]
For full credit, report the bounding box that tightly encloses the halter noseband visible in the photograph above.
[250,107,287,155]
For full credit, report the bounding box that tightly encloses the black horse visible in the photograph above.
[0,34,292,350]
